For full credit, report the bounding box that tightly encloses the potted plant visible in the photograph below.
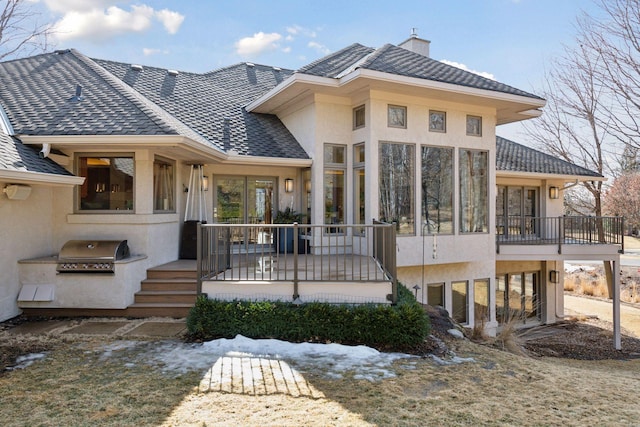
[273,208,302,253]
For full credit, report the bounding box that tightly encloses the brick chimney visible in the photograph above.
[398,28,430,58]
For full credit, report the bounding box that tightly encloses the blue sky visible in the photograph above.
[29,0,604,139]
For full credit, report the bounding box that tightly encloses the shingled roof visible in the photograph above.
[0,131,74,176]
[93,60,308,158]
[496,136,602,177]
[297,43,543,100]
[0,49,308,159]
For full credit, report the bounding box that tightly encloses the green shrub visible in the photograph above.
[186,282,430,349]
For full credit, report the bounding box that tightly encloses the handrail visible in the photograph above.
[197,222,398,302]
[496,216,624,253]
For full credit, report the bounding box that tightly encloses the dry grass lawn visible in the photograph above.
[2,331,640,426]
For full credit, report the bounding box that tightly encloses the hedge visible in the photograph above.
[186,283,430,348]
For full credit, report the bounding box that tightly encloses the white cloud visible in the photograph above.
[47,2,184,42]
[287,24,316,38]
[308,41,330,55]
[143,48,169,56]
[440,59,495,80]
[155,9,184,35]
[234,32,282,57]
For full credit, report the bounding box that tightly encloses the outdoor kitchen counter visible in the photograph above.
[18,254,148,309]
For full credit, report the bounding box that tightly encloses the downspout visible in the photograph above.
[39,143,51,159]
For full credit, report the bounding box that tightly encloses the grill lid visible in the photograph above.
[58,240,130,261]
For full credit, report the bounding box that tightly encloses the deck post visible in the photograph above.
[613,257,621,350]
[293,223,299,300]
[196,222,203,295]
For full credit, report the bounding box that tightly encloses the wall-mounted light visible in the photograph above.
[549,270,559,283]
[201,176,209,192]
[3,184,31,200]
[549,186,559,199]
[305,180,311,193]
[285,178,294,193]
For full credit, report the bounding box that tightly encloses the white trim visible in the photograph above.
[496,170,606,182]
[0,170,84,186]
[224,154,312,167]
[0,104,14,135]
[66,213,179,224]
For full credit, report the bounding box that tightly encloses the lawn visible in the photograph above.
[1,330,639,426]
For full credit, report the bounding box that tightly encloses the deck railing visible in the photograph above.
[496,216,624,253]
[196,222,398,302]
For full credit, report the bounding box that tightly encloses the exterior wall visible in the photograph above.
[17,255,147,309]
[398,261,497,331]
[202,280,391,304]
[0,184,56,321]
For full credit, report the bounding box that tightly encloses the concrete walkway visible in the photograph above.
[565,294,640,337]
[4,318,187,338]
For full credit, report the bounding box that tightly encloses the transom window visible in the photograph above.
[78,155,134,211]
[353,105,365,129]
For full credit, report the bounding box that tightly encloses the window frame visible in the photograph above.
[421,145,454,235]
[387,104,407,129]
[459,148,489,234]
[429,110,446,133]
[466,115,482,136]
[379,141,415,235]
[76,153,135,213]
[353,105,365,130]
[153,156,176,213]
[323,143,347,233]
[353,143,366,230]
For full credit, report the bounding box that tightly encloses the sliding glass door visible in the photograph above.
[214,176,276,247]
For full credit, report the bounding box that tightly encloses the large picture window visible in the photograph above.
[421,146,453,234]
[324,144,346,230]
[379,142,414,235]
[78,155,134,211]
[459,149,488,233]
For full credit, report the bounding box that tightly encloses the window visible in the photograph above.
[379,142,415,234]
[466,115,482,136]
[459,149,488,233]
[452,280,469,324]
[496,272,540,325]
[387,105,407,128]
[421,146,453,234]
[429,110,446,132]
[353,144,365,229]
[353,105,365,129]
[427,283,445,307]
[474,279,490,323]
[153,157,175,212]
[78,155,134,211]
[496,186,538,238]
[324,144,346,230]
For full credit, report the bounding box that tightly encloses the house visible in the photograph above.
[0,35,622,345]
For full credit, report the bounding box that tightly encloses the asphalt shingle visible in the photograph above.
[496,136,602,177]
[0,131,73,176]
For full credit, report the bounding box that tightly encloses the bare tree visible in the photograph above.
[523,34,619,296]
[0,0,52,60]
[604,172,640,234]
[578,0,640,148]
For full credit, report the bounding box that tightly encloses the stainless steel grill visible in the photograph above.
[57,240,130,273]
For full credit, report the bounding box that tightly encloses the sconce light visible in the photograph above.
[285,178,294,193]
[549,270,559,283]
[549,186,559,199]
[201,176,209,192]
[3,184,31,200]
[305,180,311,193]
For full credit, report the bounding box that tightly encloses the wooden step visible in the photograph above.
[126,303,193,318]
[140,278,198,292]
[134,290,198,304]
[146,268,198,280]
